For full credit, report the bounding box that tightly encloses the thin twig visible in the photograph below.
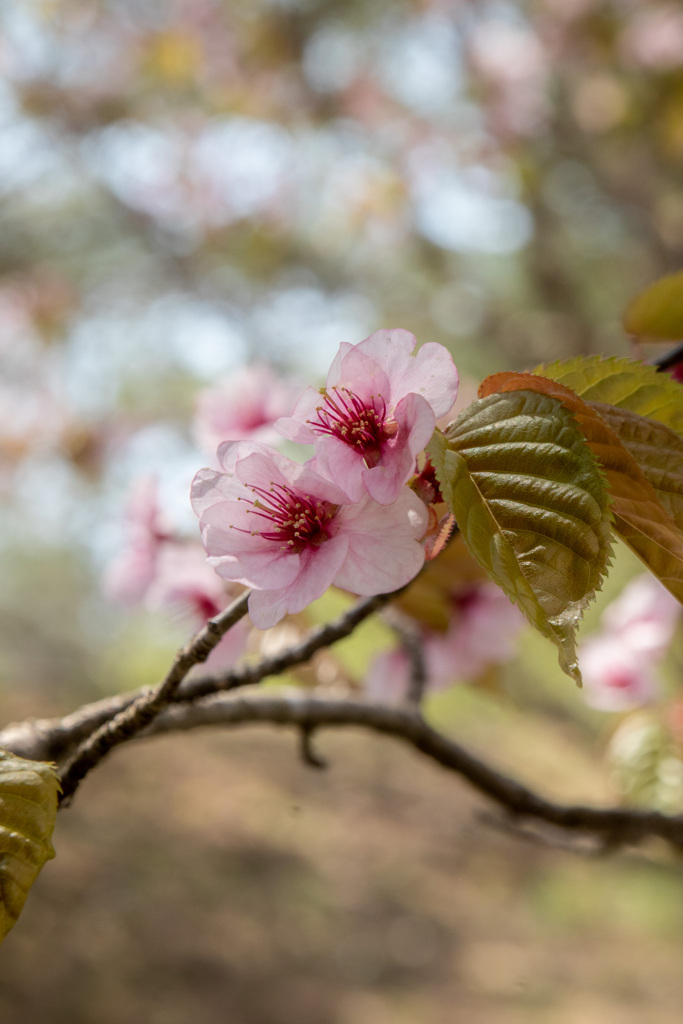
[384,611,428,704]
[57,590,251,802]
[181,590,397,702]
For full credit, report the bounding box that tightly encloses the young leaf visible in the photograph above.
[0,749,60,943]
[480,372,683,604]
[622,269,683,341]
[534,355,683,435]
[428,391,613,682]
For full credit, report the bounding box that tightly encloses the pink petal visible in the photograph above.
[333,490,427,594]
[235,445,350,505]
[286,533,350,610]
[313,436,367,502]
[355,328,418,367]
[200,505,302,589]
[333,346,392,404]
[247,587,295,629]
[361,393,435,504]
[326,342,354,384]
[362,449,415,505]
[274,386,322,444]
[386,341,459,419]
[191,466,250,516]
[246,533,349,627]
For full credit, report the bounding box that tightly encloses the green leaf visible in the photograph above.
[535,355,683,435]
[622,269,683,341]
[429,391,613,683]
[480,371,683,604]
[0,749,60,943]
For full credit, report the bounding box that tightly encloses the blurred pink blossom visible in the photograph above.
[104,482,248,670]
[146,541,249,671]
[467,21,549,138]
[621,6,683,70]
[191,440,428,628]
[194,364,297,455]
[580,574,682,712]
[103,476,172,605]
[276,329,458,505]
[368,583,525,701]
[146,541,228,621]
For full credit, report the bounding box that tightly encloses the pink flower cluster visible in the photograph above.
[191,330,459,628]
[579,574,682,712]
[104,476,248,670]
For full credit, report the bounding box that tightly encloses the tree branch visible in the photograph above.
[57,590,251,803]
[145,689,683,853]
[0,591,398,766]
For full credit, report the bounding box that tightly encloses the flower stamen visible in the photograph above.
[234,483,336,551]
[308,387,396,467]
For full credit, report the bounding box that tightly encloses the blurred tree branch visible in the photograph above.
[2,618,683,853]
[145,690,683,854]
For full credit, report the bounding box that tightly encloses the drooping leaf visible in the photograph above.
[622,269,683,341]
[428,390,614,682]
[533,355,683,435]
[591,402,683,532]
[0,749,60,943]
[480,372,683,603]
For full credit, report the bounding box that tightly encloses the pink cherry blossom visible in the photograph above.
[191,440,428,629]
[103,476,172,604]
[146,541,249,671]
[368,582,525,701]
[621,6,683,71]
[194,364,297,455]
[146,541,230,621]
[580,574,682,712]
[275,329,458,505]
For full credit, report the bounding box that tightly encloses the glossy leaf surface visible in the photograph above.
[480,372,683,604]
[429,391,613,682]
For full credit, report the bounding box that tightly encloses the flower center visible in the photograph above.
[308,387,396,468]
[237,483,336,553]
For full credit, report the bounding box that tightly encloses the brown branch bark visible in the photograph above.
[57,590,251,802]
[0,591,396,766]
[146,690,683,853]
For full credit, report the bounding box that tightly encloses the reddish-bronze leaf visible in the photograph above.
[479,372,683,602]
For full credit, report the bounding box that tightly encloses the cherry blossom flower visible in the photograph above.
[368,582,525,701]
[103,476,172,604]
[194,364,297,455]
[146,542,249,671]
[275,329,458,505]
[191,440,428,628]
[146,541,230,621]
[621,6,683,71]
[580,574,682,712]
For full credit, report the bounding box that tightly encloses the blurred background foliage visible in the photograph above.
[1,0,683,1019]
